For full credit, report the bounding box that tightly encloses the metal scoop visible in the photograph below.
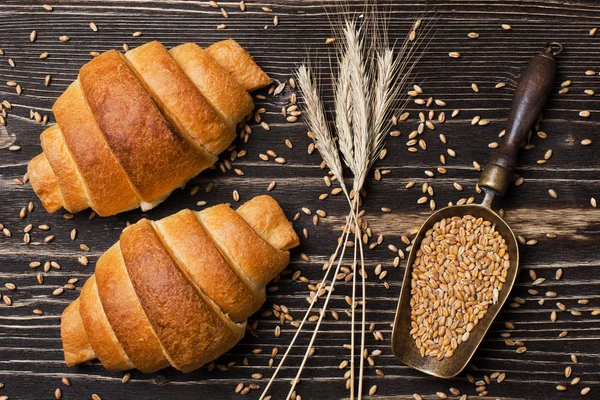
[391,42,563,378]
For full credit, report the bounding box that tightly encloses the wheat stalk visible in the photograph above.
[259,211,356,399]
[261,9,429,400]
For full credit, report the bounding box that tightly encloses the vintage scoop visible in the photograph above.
[391,42,562,378]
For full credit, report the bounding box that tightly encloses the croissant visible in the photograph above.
[27,40,271,216]
[61,195,299,373]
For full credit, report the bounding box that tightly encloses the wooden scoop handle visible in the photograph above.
[478,43,561,196]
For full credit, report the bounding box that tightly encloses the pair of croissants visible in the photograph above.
[28,40,299,373]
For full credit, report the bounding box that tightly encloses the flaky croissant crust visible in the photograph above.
[61,195,300,373]
[28,40,272,217]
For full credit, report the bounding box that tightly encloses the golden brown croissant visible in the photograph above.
[61,195,299,373]
[28,40,271,216]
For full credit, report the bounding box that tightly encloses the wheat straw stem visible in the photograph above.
[347,195,367,400]
[356,204,367,400]
[349,194,363,399]
[349,206,358,399]
[286,205,357,399]
[260,209,354,400]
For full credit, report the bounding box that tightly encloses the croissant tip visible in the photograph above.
[27,153,65,214]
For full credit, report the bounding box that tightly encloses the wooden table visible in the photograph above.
[1,1,599,399]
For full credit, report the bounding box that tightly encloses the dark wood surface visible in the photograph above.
[1,0,600,399]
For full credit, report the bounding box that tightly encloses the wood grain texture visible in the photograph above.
[1,0,600,399]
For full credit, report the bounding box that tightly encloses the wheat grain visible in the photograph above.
[410,215,509,360]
